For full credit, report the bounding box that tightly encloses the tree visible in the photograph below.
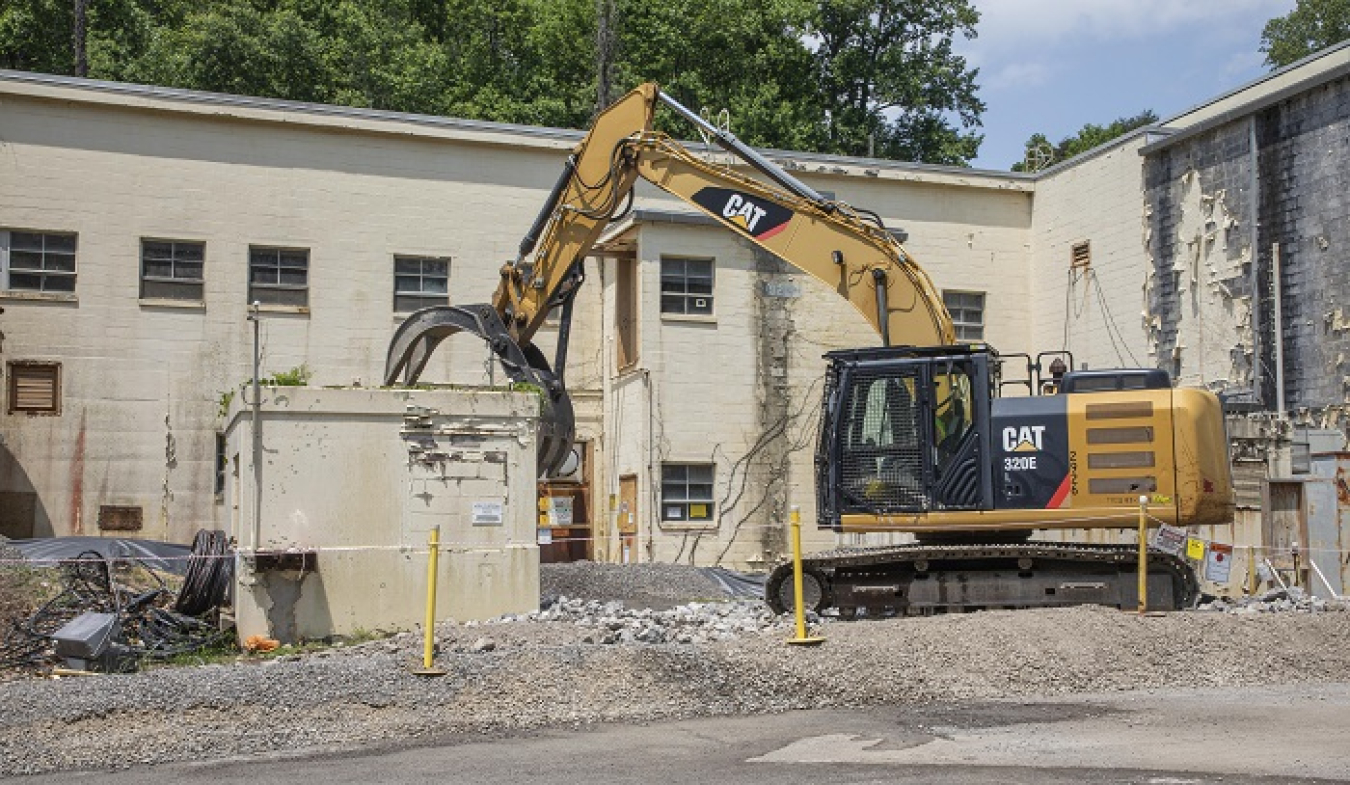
[807,0,984,164]
[1261,0,1350,68]
[611,0,820,150]
[1011,110,1158,172]
[0,0,75,73]
[0,0,990,165]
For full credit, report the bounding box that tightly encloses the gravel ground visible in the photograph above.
[2,562,1349,776]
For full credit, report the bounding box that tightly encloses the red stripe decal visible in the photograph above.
[755,222,789,241]
[1047,473,1072,509]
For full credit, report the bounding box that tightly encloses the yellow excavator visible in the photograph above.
[386,83,1234,615]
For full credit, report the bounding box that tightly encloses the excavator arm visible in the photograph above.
[385,83,954,473]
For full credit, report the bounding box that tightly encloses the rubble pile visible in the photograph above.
[1198,586,1349,614]
[540,561,732,610]
[486,596,792,645]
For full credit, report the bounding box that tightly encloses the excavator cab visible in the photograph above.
[817,345,995,527]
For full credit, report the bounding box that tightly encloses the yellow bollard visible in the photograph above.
[787,506,825,647]
[1137,495,1148,616]
[413,525,447,676]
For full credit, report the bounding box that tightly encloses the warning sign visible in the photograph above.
[1151,524,1187,557]
[1205,543,1233,582]
[1185,537,1206,561]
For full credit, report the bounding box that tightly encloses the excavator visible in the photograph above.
[385,83,1234,615]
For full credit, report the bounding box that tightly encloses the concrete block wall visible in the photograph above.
[1030,138,1155,375]
[0,78,601,541]
[1254,75,1350,412]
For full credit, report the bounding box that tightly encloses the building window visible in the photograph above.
[660,257,714,315]
[943,291,985,342]
[249,246,309,307]
[141,239,204,301]
[7,362,60,415]
[394,255,449,312]
[214,432,228,497]
[2,230,77,293]
[661,463,715,523]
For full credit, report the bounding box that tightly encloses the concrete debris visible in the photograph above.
[1196,586,1348,614]
[2,562,1349,777]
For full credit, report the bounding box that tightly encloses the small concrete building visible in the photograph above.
[4,43,1350,593]
[223,387,541,640]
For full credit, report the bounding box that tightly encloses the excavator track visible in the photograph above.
[765,541,1200,617]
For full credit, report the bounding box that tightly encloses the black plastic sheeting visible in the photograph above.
[699,567,766,599]
[5,537,194,576]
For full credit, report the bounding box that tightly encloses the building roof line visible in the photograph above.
[1140,54,1350,155]
[0,69,1031,188]
[0,68,587,144]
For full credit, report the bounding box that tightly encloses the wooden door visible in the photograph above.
[1265,481,1306,585]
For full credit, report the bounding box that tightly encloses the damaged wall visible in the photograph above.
[1145,73,1350,414]
[1143,122,1257,397]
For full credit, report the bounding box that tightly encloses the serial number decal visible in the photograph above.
[1003,455,1038,471]
[1068,450,1079,495]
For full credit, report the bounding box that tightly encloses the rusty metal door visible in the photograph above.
[618,474,638,564]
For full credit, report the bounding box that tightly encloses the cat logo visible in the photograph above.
[1002,425,1046,453]
[691,187,792,240]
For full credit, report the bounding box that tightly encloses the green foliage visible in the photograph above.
[1011,110,1158,172]
[217,389,236,419]
[6,0,989,165]
[807,0,985,164]
[1261,0,1350,68]
[264,364,312,386]
[0,0,74,73]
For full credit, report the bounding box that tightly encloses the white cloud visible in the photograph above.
[965,0,1295,57]
[984,60,1055,91]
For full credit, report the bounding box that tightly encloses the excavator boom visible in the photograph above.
[385,83,1233,616]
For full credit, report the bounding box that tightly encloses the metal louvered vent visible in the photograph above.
[837,366,927,513]
[98,505,143,532]
[1071,241,1091,269]
[8,362,60,414]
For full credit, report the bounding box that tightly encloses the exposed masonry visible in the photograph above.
[750,249,797,562]
[1146,74,1350,426]
[1256,75,1350,415]
[1143,122,1256,397]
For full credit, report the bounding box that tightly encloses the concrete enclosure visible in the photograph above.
[223,387,540,641]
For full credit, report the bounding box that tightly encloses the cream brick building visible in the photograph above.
[3,45,1349,571]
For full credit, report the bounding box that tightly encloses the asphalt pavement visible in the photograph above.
[26,682,1350,784]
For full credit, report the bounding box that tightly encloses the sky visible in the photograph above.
[959,0,1299,170]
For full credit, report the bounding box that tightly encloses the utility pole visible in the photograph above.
[73,0,88,77]
[594,0,617,115]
